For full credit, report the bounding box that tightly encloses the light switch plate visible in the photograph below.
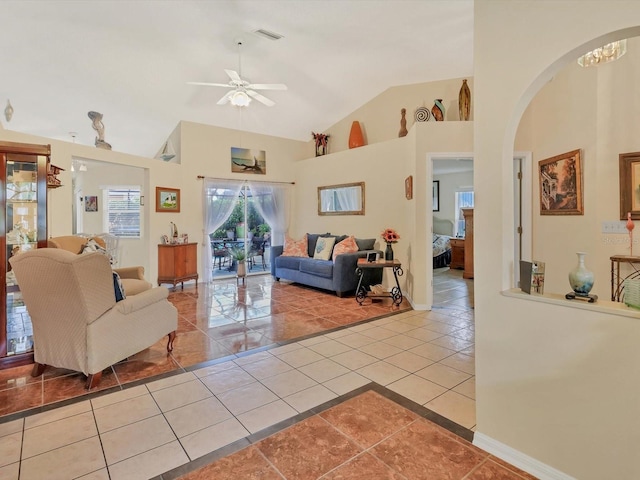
[601,221,629,234]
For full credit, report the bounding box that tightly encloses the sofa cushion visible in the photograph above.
[333,235,359,260]
[299,258,334,278]
[282,234,308,257]
[313,236,336,260]
[276,255,304,270]
[356,238,376,251]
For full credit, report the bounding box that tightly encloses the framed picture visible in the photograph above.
[432,180,440,212]
[538,149,583,215]
[231,147,266,174]
[155,187,180,213]
[405,175,413,200]
[84,196,98,212]
[619,152,640,220]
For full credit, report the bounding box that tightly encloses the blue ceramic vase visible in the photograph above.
[568,252,594,296]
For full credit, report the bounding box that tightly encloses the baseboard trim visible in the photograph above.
[473,432,576,480]
[403,292,429,311]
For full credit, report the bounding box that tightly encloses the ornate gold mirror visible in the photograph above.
[317,182,365,216]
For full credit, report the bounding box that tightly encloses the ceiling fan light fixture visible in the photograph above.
[230,90,251,107]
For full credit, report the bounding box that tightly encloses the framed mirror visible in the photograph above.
[318,182,365,216]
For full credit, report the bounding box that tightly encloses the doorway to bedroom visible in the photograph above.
[432,157,474,309]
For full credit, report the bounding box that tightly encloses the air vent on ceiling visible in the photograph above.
[253,29,284,41]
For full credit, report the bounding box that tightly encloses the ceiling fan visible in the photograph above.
[188,41,287,107]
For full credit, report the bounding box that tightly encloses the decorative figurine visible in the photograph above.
[627,211,635,256]
[4,100,13,122]
[398,108,408,137]
[88,111,112,150]
[312,132,330,156]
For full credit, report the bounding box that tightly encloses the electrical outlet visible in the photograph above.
[601,221,629,234]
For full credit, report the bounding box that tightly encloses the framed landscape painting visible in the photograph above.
[156,187,180,213]
[231,147,266,174]
[538,149,583,215]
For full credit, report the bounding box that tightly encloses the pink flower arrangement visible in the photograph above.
[381,228,400,244]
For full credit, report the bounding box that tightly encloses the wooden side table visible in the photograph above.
[355,258,403,307]
[449,238,465,270]
[610,255,640,301]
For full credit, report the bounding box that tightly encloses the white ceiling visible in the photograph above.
[0,1,474,159]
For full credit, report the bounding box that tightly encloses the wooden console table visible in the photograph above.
[610,255,640,302]
[158,242,199,290]
[355,258,403,307]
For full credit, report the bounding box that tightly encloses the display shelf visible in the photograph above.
[0,140,49,369]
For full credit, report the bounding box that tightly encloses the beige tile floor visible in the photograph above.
[0,268,474,480]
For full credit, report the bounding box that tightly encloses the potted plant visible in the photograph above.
[228,246,247,279]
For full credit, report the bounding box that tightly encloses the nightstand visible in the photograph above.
[450,238,465,270]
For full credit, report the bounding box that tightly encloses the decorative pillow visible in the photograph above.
[332,235,359,261]
[82,238,109,256]
[112,272,126,302]
[306,232,331,257]
[313,236,336,261]
[282,234,309,257]
[355,238,376,251]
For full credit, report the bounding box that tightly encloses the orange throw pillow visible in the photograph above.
[332,235,359,261]
[282,234,309,257]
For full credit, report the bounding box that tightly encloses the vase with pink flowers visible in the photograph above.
[381,228,400,261]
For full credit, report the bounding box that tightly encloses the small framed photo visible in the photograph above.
[405,175,413,200]
[366,252,378,262]
[156,187,180,213]
[84,196,98,212]
[432,181,440,212]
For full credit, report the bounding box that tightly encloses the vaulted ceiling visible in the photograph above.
[0,1,474,158]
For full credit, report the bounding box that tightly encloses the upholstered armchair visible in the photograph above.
[48,235,152,295]
[10,248,177,389]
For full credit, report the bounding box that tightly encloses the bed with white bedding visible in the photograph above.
[433,218,454,268]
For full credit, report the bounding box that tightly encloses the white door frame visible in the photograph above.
[426,152,532,309]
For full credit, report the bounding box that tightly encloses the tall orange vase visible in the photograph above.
[348,121,365,149]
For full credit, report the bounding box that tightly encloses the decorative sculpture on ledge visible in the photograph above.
[88,111,112,150]
[312,132,330,156]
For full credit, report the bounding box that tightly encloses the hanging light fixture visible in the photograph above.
[230,90,251,107]
[578,40,627,67]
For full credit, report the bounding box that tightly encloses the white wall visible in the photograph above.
[474,2,640,478]
[433,170,474,231]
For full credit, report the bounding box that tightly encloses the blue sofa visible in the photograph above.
[270,234,383,297]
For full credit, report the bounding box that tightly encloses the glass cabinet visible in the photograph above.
[1,141,49,369]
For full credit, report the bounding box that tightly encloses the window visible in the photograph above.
[103,187,141,237]
[454,190,474,237]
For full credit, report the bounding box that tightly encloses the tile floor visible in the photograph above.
[0,269,491,480]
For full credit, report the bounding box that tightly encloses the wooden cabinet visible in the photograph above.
[158,243,198,289]
[1,141,50,369]
[462,208,474,279]
[450,238,465,270]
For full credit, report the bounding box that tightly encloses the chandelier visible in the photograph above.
[577,40,627,67]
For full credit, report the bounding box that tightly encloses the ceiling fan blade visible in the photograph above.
[217,91,233,105]
[187,81,232,88]
[247,83,287,91]
[247,90,275,107]
[225,69,243,83]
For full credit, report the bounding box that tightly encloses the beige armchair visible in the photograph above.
[10,248,177,389]
[48,235,152,296]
